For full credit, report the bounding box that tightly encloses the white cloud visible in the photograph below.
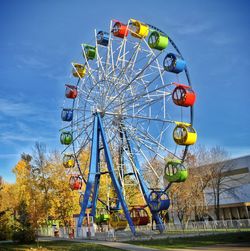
[0,130,57,145]
[208,32,236,46]
[176,22,212,35]
[0,97,59,147]
[0,153,19,159]
[0,98,37,117]
[0,132,38,143]
[17,55,48,69]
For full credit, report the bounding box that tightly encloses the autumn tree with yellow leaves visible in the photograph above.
[0,177,16,240]
[0,142,83,241]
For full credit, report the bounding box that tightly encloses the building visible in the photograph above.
[204,155,250,220]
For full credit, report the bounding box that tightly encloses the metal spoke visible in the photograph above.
[60,20,194,229]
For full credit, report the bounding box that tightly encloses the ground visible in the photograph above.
[0,232,249,251]
[126,231,250,249]
[0,241,121,251]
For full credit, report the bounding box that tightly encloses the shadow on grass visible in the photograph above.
[0,240,122,251]
[127,231,250,249]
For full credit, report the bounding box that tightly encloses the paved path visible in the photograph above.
[94,241,250,251]
[172,243,250,251]
[95,241,250,251]
[88,240,159,251]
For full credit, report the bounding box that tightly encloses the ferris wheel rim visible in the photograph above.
[61,18,196,191]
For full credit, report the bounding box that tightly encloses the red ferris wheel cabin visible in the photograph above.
[172,83,196,107]
[65,84,78,99]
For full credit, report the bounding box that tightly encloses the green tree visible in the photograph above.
[12,200,36,243]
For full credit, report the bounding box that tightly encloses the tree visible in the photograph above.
[48,151,79,227]
[171,145,241,221]
[12,151,46,231]
[30,142,55,232]
[30,143,85,231]
[0,176,3,190]
[12,200,36,243]
[169,164,209,224]
[2,143,87,238]
[12,143,76,231]
[202,146,240,220]
[0,179,16,240]
[167,145,230,223]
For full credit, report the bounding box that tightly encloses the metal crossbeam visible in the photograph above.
[77,113,136,235]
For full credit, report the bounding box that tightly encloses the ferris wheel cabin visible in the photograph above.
[95,209,110,224]
[60,131,73,145]
[172,84,196,107]
[165,160,188,183]
[129,19,149,39]
[173,123,197,145]
[148,191,170,212]
[63,154,75,168]
[72,63,86,78]
[148,31,168,50]
[112,21,129,38]
[164,53,186,73]
[69,175,82,190]
[129,207,150,226]
[109,211,128,230]
[65,85,77,99]
[61,108,73,122]
[83,44,96,60]
[97,31,109,46]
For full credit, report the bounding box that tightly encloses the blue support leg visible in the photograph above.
[91,127,101,218]
[97,114,136,235]
[78,114,99,228]
[91,172,101,217]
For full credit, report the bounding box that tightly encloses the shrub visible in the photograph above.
[12,228,36,243]
[0,231,8,241]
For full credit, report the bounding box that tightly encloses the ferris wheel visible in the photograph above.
[60,18,197,235]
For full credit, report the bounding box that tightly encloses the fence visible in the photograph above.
[131,219,250,237]
[38,219,250,240]
[38,226,75,238]
[166,219,250,233]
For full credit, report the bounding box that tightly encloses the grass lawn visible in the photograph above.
[166,228,250,235]
[127,231,250,249]
[0,240,122,251]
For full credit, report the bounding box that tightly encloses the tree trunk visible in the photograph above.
[215,182,220,220]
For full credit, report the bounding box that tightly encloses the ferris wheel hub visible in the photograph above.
[92,107,105,117]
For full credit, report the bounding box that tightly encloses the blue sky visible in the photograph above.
[1,0,250,183]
